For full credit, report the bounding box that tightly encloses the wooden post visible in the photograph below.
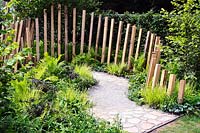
[144,31,151,55]
[127,25,136,69]
[80,10,86,54]
[30,21,35,46]
[160,70,168,88]
[17,20,23,45]
[13,21,19,42]
[167,74,176,96]
[21,37,24,49]
[35,18,40,62]
[44,9,47,53]
[114,21,123,64]
[0,26,4,41]
[178,80,186,104]
[72,8,76,57]
[152,64,161,88]
[156,49,161,64]
[58,4,61,56]
[64,5,68,61]
[146,33,155,68]
[26,27,32,61]
[154,36,160,51]
[101,17,109,63]
[146,52,157,85]
[88,12,94,52]
[95,15,102,58]
[135,28,142,61]
[121,23,131,64]
[51,4,55,56]
[107,18,115,64]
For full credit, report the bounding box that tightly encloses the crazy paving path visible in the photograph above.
[89,72,178,133]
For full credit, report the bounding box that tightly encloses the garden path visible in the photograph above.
[89,72,178,133]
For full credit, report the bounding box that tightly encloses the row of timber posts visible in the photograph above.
[146,36,186,104]
[1,4,151,70]
[0,4,187,104]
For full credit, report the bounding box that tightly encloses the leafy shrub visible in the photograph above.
[131,54,145,73]
[11,0,102,18]
[74,64,96,90]
[162,0,200,87]
[128,71,147,104]
[141,86,167,108]
[106,63,127,76]
[0,55,122,132]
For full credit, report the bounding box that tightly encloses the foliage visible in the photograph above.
[141,86,167,108]
[162,0,200,86]
[75,64,93,81]
[161,82,200,115]
[131,54,145,73]
[101,10,168,46]
[0,55,122,132]
[10,0,102,18]
[106,63,127,76]
[128,71,147,104]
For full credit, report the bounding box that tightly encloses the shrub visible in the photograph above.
[74,64,96,90]
[106,63,127,76]
[0,55,122,132]
[141,86,167,108]
[162,0,200,87]
[128,71,147,104]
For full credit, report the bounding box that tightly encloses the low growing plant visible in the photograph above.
[106,63,127,76]
[141,86,167,108]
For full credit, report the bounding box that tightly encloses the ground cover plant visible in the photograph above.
[0,54,123,132]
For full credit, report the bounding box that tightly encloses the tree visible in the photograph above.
[162,0,200,85]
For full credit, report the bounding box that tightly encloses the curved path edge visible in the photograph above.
[89,72,178,133]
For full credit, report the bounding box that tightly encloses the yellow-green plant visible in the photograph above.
[141,86,167,107]
[75,64,93,81]
[106,63,127,76]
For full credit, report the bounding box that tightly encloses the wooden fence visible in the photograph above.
[0,4,186,104]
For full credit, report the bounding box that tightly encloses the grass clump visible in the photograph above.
[106,63,127,76]
[141,86,167,108]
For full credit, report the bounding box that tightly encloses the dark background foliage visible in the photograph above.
[101,0,173,13]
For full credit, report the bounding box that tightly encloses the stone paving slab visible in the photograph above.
[89,72,178,133]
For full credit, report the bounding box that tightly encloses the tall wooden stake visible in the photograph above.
[80,10,86,54]
[144,31,151,56]
[121,23,131,64]
[146,52,157,85]
[134,28,142,61]
[58,4,61,56]
[127,25,136,69]
[107,18,115,64]
[35,18,40,62]
[101,17,109,63]
[72,8,76,57]
[152,64,161,88]
[44,9,47,53]
[51,5,54,56]
[146,33,155,68]
[88,12,94,52]
[95,15,102,58]
[114,21,123,64]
